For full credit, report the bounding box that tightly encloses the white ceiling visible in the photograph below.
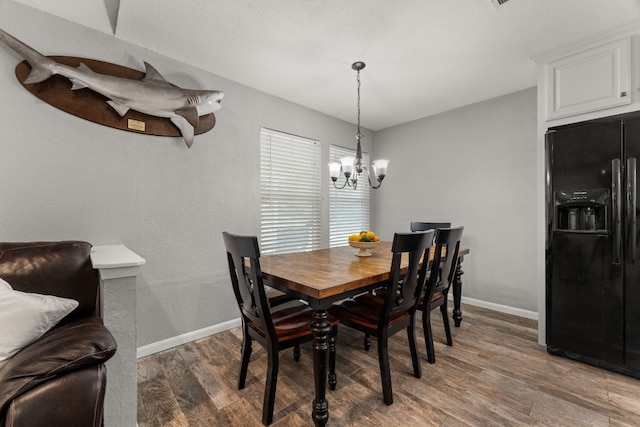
[10,0,640,131]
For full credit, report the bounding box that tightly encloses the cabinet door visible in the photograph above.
[546,37,631,121]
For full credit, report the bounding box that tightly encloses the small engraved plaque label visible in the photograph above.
[127,119,146,132]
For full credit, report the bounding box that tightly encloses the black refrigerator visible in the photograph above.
[546,113,640,378]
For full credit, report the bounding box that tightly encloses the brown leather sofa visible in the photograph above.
[0,241,117,427]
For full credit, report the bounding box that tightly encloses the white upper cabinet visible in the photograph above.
[533,20,640,125]
[546,37,631,120]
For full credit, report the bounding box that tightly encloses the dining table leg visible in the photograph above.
[310,309,331,426]
[452,255,465,327]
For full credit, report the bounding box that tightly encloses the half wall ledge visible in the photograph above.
[90,244,145,427]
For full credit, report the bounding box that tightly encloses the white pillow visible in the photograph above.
[0,278,79,361]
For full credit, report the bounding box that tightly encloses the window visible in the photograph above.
[329,144,371,247]
[260,128,322,254]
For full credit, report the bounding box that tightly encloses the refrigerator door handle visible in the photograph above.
[628,157,637,264]
[613,159,622,265]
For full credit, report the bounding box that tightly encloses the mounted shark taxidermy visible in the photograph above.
[0,28,223,148]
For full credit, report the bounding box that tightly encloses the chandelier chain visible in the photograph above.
[356,68,361,139]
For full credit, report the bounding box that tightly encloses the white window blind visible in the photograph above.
[329,144,371,247]
[260,128,322,255]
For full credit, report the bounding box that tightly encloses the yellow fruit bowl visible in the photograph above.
[348,240,380,257]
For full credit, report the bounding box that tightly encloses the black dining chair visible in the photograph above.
[417,226,464,364]
[222,232,339,425]
[329,231,433,405]
[410,221,451,232]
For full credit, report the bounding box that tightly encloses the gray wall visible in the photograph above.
[373,88,538,313]
[0,2,373,347]
[1,1,539,351]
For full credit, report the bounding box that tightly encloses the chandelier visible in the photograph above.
[328,61,389,190]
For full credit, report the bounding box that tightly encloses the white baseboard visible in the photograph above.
[137,317,241,358]
[137,298,538,358]
[460,296,539,320]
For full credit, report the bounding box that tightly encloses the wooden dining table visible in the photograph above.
[259,241,470,426]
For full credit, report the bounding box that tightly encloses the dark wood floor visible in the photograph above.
[137,304,640,426]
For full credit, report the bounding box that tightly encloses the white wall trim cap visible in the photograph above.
[90,244,145,279]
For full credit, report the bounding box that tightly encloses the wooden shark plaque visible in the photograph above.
[15,56,216,141]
